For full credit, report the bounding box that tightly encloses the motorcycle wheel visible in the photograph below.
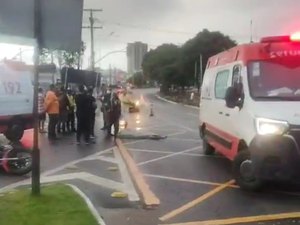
[4,147,32,175]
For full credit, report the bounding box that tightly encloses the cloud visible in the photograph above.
[81,0,300,70]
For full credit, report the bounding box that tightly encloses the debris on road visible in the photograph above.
[111,191,128,198]
[118,133,167,140]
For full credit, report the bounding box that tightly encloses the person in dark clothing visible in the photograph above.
[57,88,71,133]
[103,89,121,138]
[87,87,97,139]
[75,85,90,145]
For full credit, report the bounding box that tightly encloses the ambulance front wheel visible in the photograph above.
[233,149,263,192]
[203,138,215,155]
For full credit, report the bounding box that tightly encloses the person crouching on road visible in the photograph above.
[67,89,76,132]
[75,85,90,145]
[44,84,59,140]
[38,87,46,133]
[87,87,97,139]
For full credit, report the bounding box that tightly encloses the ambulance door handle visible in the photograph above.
[225,113,230,117]
[219,112,223,115]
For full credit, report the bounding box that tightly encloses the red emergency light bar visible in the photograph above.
[261,36,290,43]
[261,33,300,43]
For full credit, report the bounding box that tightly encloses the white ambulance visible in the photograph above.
[0,61,34,141]
[199,33,300,191]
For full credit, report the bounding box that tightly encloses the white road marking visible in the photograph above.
[80,173,125,191]
[137,146,202,166]
[68,184,107,225]
[167,137,201,142]
[129,148,220,158]
[88,156,118,164]
[144,174,238,188]
[113,148,140,202]
[43,148,114,176]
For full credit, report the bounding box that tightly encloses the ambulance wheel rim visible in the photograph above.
[240,159,255,181]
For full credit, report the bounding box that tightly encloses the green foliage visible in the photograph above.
[40,41,86,69]
[127,71,146,87]
[142,29,237,93]
[0,184,98,225]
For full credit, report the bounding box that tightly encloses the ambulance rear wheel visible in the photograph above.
[203,138,215,155]
[233,150,263,191]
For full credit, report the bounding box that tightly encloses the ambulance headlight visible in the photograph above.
[135,100,140,106]
[256,118,289,135]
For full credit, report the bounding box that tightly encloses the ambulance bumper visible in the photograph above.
[249,134,300,181]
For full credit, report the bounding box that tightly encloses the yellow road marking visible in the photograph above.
[162,212,300,225]
[144,174,239,188]
[116,139,160,208]
[160,180,235,222]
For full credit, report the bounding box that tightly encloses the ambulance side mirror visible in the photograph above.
[225,86,240,109]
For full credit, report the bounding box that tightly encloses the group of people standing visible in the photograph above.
[38,84,122,145]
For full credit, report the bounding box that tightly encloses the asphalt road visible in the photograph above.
[121,88,300,225]
[0,114,114,189]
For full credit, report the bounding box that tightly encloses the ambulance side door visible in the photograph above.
[213,69,231,132]
[223,64,243,138]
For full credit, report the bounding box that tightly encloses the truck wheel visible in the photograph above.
[203,138,215,155]
[233,149,263,191]
[5,121,24,142]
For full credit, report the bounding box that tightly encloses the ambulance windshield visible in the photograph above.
[248,60,300,101]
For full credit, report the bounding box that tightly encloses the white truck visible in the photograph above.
[0,61,34,141]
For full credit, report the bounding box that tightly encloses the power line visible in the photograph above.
[100,20,195,35]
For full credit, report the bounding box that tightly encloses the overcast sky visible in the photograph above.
[1,0,300,71]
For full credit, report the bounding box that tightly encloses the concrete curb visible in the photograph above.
[155,94,199,109]
[67,184,106,225]
[115,138,160,209]
[155,95,177,105]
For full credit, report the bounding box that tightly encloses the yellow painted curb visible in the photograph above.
[162,212,300,225]
[160,180,235,222]
[116,138,160,208]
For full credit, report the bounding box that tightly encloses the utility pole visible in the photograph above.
[194,61,197,89]
[198,54,203,93]
[32,0,42,196]
[250,20,253,43]
[82,9,103,71]
[109,64,112,85]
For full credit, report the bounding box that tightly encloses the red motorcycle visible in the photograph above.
[0,129,33,176]
[0,143,32,175]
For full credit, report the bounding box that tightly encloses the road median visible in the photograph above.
[115,138,160,209]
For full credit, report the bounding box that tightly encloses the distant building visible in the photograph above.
[127,42,148,75]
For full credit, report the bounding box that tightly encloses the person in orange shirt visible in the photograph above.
[44,84,59,139]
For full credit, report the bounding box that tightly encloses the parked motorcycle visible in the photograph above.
[0,143,32,175]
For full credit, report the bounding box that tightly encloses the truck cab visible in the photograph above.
[199,33,300,191]
[0,61,34,142]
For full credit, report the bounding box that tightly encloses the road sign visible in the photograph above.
[0,0,83,52]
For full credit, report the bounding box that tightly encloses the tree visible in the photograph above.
[142,29,237,93]
[142,44,181,92]
[181,29,237,86]
[127,71,146,87]
[39,41,86,69]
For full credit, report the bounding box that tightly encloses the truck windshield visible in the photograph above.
[248,60,300,101]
